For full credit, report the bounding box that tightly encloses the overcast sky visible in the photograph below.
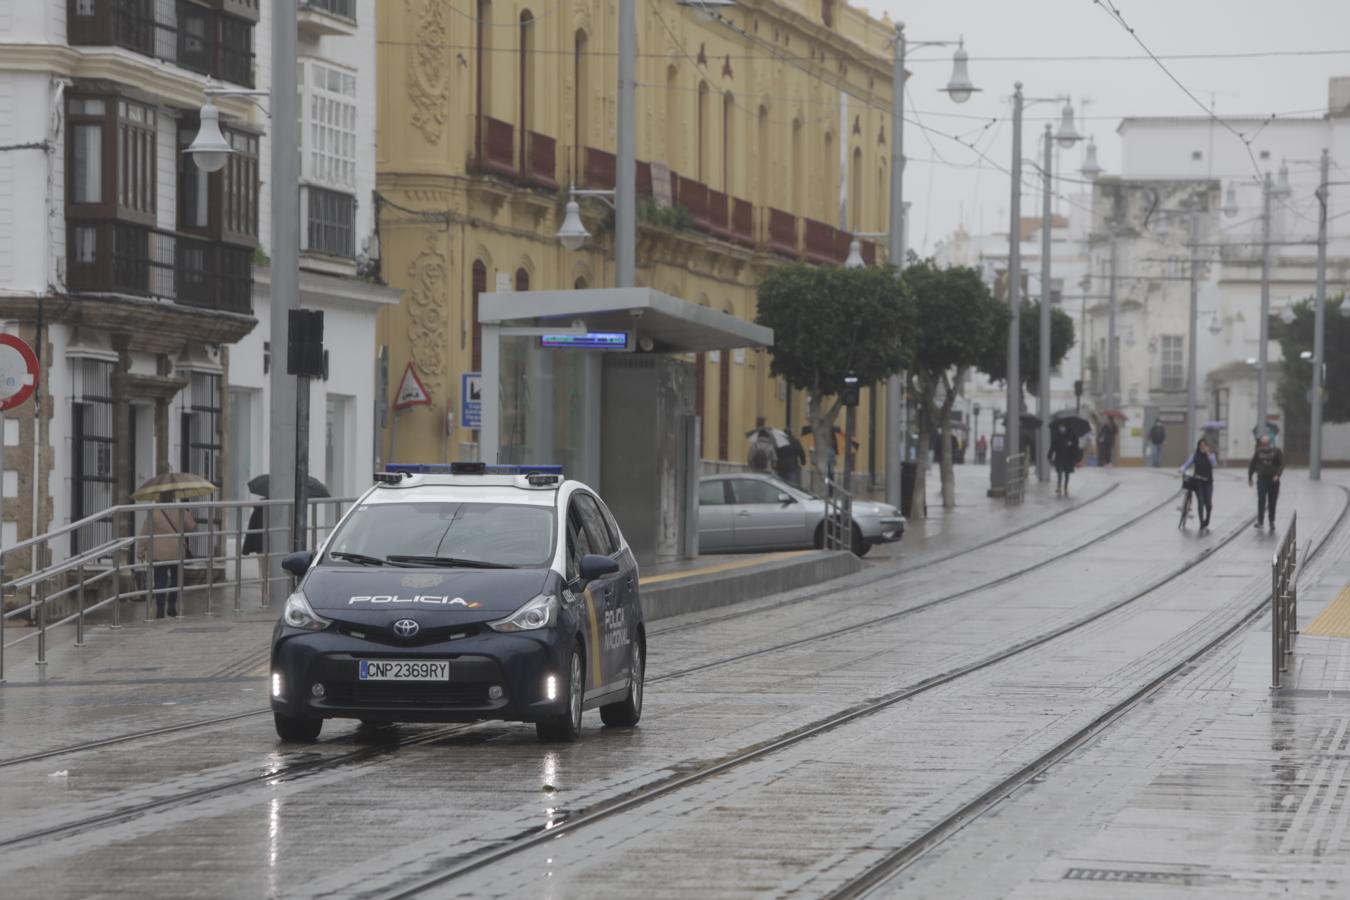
[855,0,1350,252]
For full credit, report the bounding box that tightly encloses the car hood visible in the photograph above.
[301,566,553,625]
[851,500,904,519]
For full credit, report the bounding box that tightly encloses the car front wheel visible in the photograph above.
[274,712,322,743]
[536,648,584,742]
[601,640,644,727]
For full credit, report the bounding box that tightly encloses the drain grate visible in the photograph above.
[1063,868,1211,886]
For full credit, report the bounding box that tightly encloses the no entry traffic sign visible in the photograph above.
[0,334,38,412]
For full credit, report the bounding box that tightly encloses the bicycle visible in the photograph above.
[1178,476,1195,529]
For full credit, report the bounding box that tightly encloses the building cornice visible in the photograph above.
[253,267,404,313]
[0,43,257,117]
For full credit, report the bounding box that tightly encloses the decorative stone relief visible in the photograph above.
[406,234,451,396]
[405,0,449,144]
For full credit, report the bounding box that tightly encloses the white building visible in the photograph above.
[0,0,397,567]
[1092,76,1350,465]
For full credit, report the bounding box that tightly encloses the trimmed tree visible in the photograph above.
[1274,293,1350,455]
[756,263,914,486]
[900,261,1008,517]
[979,300,1076,398]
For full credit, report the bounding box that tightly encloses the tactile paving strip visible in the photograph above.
[1303,581,1350,637]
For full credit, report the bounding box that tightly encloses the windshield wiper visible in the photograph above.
[329,551,389,567]
[386,554,517,569]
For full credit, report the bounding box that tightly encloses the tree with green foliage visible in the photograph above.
[979,300,1076,398]
[900,261,1008,517]
[756,263,914,485]
[1274,293,1350,454]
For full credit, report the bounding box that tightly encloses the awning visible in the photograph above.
[479,287,773,353]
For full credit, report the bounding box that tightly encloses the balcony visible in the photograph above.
[764,208,799,258]
[803,219,840,265]
[67,221,252,315]
[470,116,516,179]
[523,131,558,190]
[706,190,731,241]
[580,147,616,190]
[298,0,356,37]
[675,176,709,231]
[729,198,754,248]
[67,0,257,87]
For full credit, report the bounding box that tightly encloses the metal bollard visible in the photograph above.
[35,580,47,667]
[75,563,86,647]
[234,507,243,615]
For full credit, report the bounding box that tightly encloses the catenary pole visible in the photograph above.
[1312,148,1329,479]
[269,0,302,561]
[885,23,905,509]
[1007,84,1023,462]
[1186,211,1201,454]
[1107,236,1118,410]
[1037,124,1052,482]
[1257,172,1272,440]
[616,0,635,287]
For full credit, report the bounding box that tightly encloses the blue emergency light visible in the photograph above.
[385,463,564,476]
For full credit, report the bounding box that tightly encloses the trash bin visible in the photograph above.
[901,461,918,516]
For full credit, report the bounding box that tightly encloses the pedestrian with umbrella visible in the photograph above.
[1048,418,1087,496]
[243,474,330,556]
[133,469,213,619]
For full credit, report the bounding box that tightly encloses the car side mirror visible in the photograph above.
[777,492,795,505]
[282,551,314,578]
[578,554,620,583]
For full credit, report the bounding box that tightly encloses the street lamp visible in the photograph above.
[184,102,233,173]
[886,24,979,513]
[843,232,887,269]
[1080,138,1103,180]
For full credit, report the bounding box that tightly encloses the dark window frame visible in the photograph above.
[66,92,157,227]
[304,185,356,259]
[176,117,260,247]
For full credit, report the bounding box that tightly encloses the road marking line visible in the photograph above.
[1304,581,1350,637]
[638,550,814,586]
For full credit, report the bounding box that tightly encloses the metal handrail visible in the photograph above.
[1271,513,1299,688]
[823,480,854,553]
[0,495,357,681]
[1005,453,1027,506]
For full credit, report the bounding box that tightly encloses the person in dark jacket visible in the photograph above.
[1047,425,1082,496]
[1097,419,1117,467]
[1247,435,1285,530]
[773,429,807,485]
[1179,438,1217,532]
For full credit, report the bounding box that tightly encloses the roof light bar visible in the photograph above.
[385,463,564,476]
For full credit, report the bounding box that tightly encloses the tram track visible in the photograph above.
[651,481,1123,637]
[0,709,269,770]
[366,486,1275,899]
[824,483,1350,899]
[0,721,479,849]
[650,483,1179,683]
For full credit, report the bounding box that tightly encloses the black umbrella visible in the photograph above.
[1051,414,1092,440]
[1019,413,1043,430]
[248,473,330,498]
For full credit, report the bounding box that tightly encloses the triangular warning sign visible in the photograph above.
[393,362,432,411]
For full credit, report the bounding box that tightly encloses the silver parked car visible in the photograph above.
[698,473,905,557]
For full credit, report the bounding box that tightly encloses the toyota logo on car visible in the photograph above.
[392,619,420,638]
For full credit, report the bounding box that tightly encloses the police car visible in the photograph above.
[269,463,644,743]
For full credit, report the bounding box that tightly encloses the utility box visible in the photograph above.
[600,355,696,567]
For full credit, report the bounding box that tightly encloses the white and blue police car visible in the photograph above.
[269,463,644,743]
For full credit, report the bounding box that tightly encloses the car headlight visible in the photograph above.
[283,592,332,631]
[489,593,558,633]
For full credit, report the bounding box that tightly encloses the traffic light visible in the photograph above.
[287,309,325,378]
[1073,379,1083,399]
[840,373,861,407]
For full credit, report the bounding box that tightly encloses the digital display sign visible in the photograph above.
[539,332,630,350]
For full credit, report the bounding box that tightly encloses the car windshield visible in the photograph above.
[326,502,554,568]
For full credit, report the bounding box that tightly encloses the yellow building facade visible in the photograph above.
[376,0,896,472]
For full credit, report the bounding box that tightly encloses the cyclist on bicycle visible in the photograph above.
[1179,437,1217,532]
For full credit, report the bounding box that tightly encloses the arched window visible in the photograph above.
[757,105,770,206]
[722,93,735,193]
[519,11,534,166]
[850,147,863,230]
[574,30,589,151]
[665,66,680,170]
[515,267,529,291]
[574,276,588,290]
[697,82,710,183]
[790,118,803,212]
[471,260,488,372]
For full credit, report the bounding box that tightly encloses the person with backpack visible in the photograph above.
[1247,434,1285,531]
[747,424,778,474]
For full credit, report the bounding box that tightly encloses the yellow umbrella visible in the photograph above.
[132,471,217,502]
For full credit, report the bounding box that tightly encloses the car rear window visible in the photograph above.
[327,502,554,568]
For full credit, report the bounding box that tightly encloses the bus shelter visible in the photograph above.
[479,287,773,564]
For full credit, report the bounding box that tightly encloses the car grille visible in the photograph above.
[325,682,491,708]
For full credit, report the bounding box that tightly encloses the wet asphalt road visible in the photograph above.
[2,470,1347,899]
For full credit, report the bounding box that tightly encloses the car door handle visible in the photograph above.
[736,510,752,517]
